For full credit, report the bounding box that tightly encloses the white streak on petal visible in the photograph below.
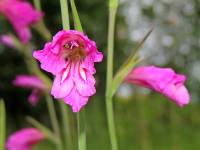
[61,65,70,83]
[80,67,87,81]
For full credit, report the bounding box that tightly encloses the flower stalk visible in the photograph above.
[106,0,119,150]
[77,109,86,150]
[68,0,86,149]
[0,100,6,150]
[33,0,52,41]
[59,0,73,150]
[60,0,70,30]
[45,94,62,150]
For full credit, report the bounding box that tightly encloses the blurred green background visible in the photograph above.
[0,0,200,149]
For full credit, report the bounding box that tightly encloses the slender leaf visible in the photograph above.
[69,0,83,32]
[111,28,154,96]
[33,0,42,11]
[0,100,6,150]
[26,116,59,144]
[60,0,70,30]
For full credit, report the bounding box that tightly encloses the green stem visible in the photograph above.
[106,0,118,150]
[77,109,86,150]
[60,0,70,30]
[59,102,72,150]
[45,94,62,150]
[68,0,86,149]
[59,1,73,150]
[105,96,118,150]
[33,0,42,11]
[69,0,83,32]
[0,100,6,150]
[33,0,52,41]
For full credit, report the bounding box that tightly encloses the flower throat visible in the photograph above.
[63,40,86,62]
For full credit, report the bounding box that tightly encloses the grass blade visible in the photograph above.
[111,28,153,96]
[69,0,83,32]
[0,99,6,150]
[26,116,59,144]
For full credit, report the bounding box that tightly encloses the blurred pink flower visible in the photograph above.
[0,0,42,43]
[33,30,103,112]
[13,75,47,106]
[6,128,44,150]
[0,34,14,48]
[125,66,190,107]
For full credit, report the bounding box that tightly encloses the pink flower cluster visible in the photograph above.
[34,30,103,112]
[125,66,190,107]
[13,75,47,106]
[6,128,44,150]
[0,0,42,43]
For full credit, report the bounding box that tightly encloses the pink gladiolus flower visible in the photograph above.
[13,75,47,106]
[125,66,190,107]
[0,0,42,43]
[33,30,103,112]
[6,128,44,150]
[0,34,14,48]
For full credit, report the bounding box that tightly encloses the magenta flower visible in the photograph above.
[13,75,47,106]
[125,66,190,107]
[6,128,44,150]
[0,34,14,48]
[0,0,42,43]
[33,30,103,112]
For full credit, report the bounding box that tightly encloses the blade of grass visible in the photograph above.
[111,28,153,96]
[26,116,59,144]
[69,0,83,32]
[59,1,74,150]
[45,94,62,150]
[69,1,86,150]
[105,0,119,149]
[0,100,6,150]
[60,0,70,30]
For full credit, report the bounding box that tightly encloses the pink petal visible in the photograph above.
[64,87,89,112]
[125,66,190,107]
[28,89,41,106]
[74,63,96,97]
[33,43,67,75]
[6,128,44,150]
[51,65,74,98]
[13,75,46,90]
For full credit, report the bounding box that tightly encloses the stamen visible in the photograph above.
[62,40,86,62]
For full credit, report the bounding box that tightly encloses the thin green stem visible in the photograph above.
[60,0,70,30]
[105,96,118,150]
[59,102,72,150]
[45,94,62,150]
[0,100,6,150]
[33,0,52,41]
[33,0,42,11]
[27,116,59,144]
[105,1,118,150]
[59,1,73,150]
[68,0,86,149]
[69,0,83,32]
[77,109,86,150]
